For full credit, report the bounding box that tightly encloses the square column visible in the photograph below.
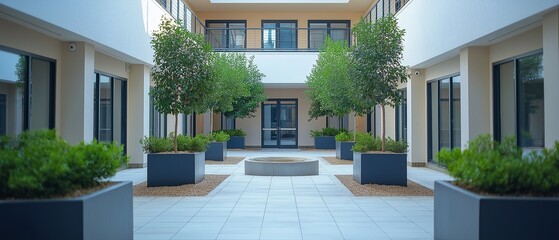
[460,47,491,148]
[60,42,95,144]
[128,64,150,168]
[543,10,559,147]
[407,69,427,167]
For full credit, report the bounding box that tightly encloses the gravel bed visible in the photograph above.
[133,174,229,197]
[336,175,433,196]
[322,157,353,165]
[206,156,246,165]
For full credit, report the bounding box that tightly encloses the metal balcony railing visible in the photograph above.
[364,0,410,24]
[157,0,206,34]
[205,27,352,52]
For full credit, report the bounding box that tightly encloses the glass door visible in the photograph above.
[262,99,298,148]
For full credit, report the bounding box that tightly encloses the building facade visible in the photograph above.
[1,0,558,168]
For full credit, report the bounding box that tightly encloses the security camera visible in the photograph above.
[68,42,76,52]
[414,71,420,76]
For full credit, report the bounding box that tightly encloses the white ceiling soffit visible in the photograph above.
[187,0,373,12]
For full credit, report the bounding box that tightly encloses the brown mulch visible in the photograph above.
[336,175,433,197]
[322,157,353,165]
[133,175,229,197]
[205,156,246,165]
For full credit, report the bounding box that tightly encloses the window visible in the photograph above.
[494,52,544,148]
[206,20,247,49]
[149,91,167,138]
[396,89,407,142]
[428,75,461,162]
[221,113,235,130]
[262,20,297,49]
[326,115,349,130]
[308,20,350,49]
[0,48,55,137]
[93,73,127,150]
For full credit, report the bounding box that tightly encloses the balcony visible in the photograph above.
[364,0,410,24]
[205,27,352,52]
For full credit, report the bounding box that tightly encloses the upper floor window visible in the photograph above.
[262,20,297,49]
[206,20,247,49]
[308,20,350,49]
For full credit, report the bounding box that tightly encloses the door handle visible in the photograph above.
[280,128,296,131]
[262,128,277,131]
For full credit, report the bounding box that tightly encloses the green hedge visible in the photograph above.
[140,134,209,153]
[311,127,348,137]
[351,133,408,153]
[208,131,230,142]
[437,135,559,196]
[217,129,246,137]
[335,131,353,142]
[0,130,127,199]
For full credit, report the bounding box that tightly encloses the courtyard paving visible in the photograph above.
[111,149,452,240]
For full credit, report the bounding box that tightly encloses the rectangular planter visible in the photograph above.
[353,152,407,186]
[0,181,133,240]
[207,142,227,161]
[435,180,559,240]
[147,152,205,186]
[336,141,355,160]
[314,136,335,149]
[227,136,245,149]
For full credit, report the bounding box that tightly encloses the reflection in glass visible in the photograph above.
[99,75,112,142]
[452,76,461,148]
[439,79,450,149]
[262,100,298,147]
[0,50,26,137]
[517,53,544,147]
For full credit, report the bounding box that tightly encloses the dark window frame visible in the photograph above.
[307,20,351,49]
[261,98,299,148]
[395,88,407,142]
[93,71,127,152]
[205,20,248,49]
[261,20,298,49]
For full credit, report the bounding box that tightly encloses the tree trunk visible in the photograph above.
[353,113,357,141]
[381,104,386,152]
[174,113,178,153]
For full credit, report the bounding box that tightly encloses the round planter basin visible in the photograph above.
[245,157,319,176]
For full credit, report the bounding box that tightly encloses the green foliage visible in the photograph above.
[335,132,354,142]
[150,17,213,151]
[208,131,230,142]
[305,38,364,119]
[208,52,250,114]
[0,130,126,199]
[311,128,347,137]
[352,133,407,153]
[437,135,559,196]
[218,129,246,137]
[141,134,209,153]
[223,56,267,119]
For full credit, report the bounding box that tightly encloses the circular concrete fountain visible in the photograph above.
[245,157,319,176]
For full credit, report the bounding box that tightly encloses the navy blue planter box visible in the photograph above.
[336,141,354,160]
[227,136,245,149]
[353,152,407,186]
[147,152,205,186]
[207,142,227,161]
[315,136,335,149]
[0,181,133,240]
[435,180,559,240]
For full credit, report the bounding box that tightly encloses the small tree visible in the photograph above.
[350,16,408,151]
[306,37,364,140]
[151,18,213,152]
[223,56,266,120]
[207,52,250,132]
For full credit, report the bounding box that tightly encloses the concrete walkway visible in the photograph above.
[112,149,452,240]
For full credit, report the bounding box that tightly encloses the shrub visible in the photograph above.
[0,130,127,199]
[335,132,353,142]
[140,136,172,153]
[218,129,246,137]
[352,133,407,153]
[437,134,559,196]
[141,134,209,153]
[311,127,347,137]
[208,131,230,142]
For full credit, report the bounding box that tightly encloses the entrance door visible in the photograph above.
[262,99,298,148]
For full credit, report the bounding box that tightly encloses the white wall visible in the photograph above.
[247,52,318,85]
[0,0,169,65]
[397,0,559,68]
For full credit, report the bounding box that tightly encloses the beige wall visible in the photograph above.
[490,26,543,63]
[198,11,362,49]
[235,88,326,147]
[95,52,129,79]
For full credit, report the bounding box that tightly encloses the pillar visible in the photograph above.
[127,64,150,168]
[543,10,559,147]
[407,69,427,166]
